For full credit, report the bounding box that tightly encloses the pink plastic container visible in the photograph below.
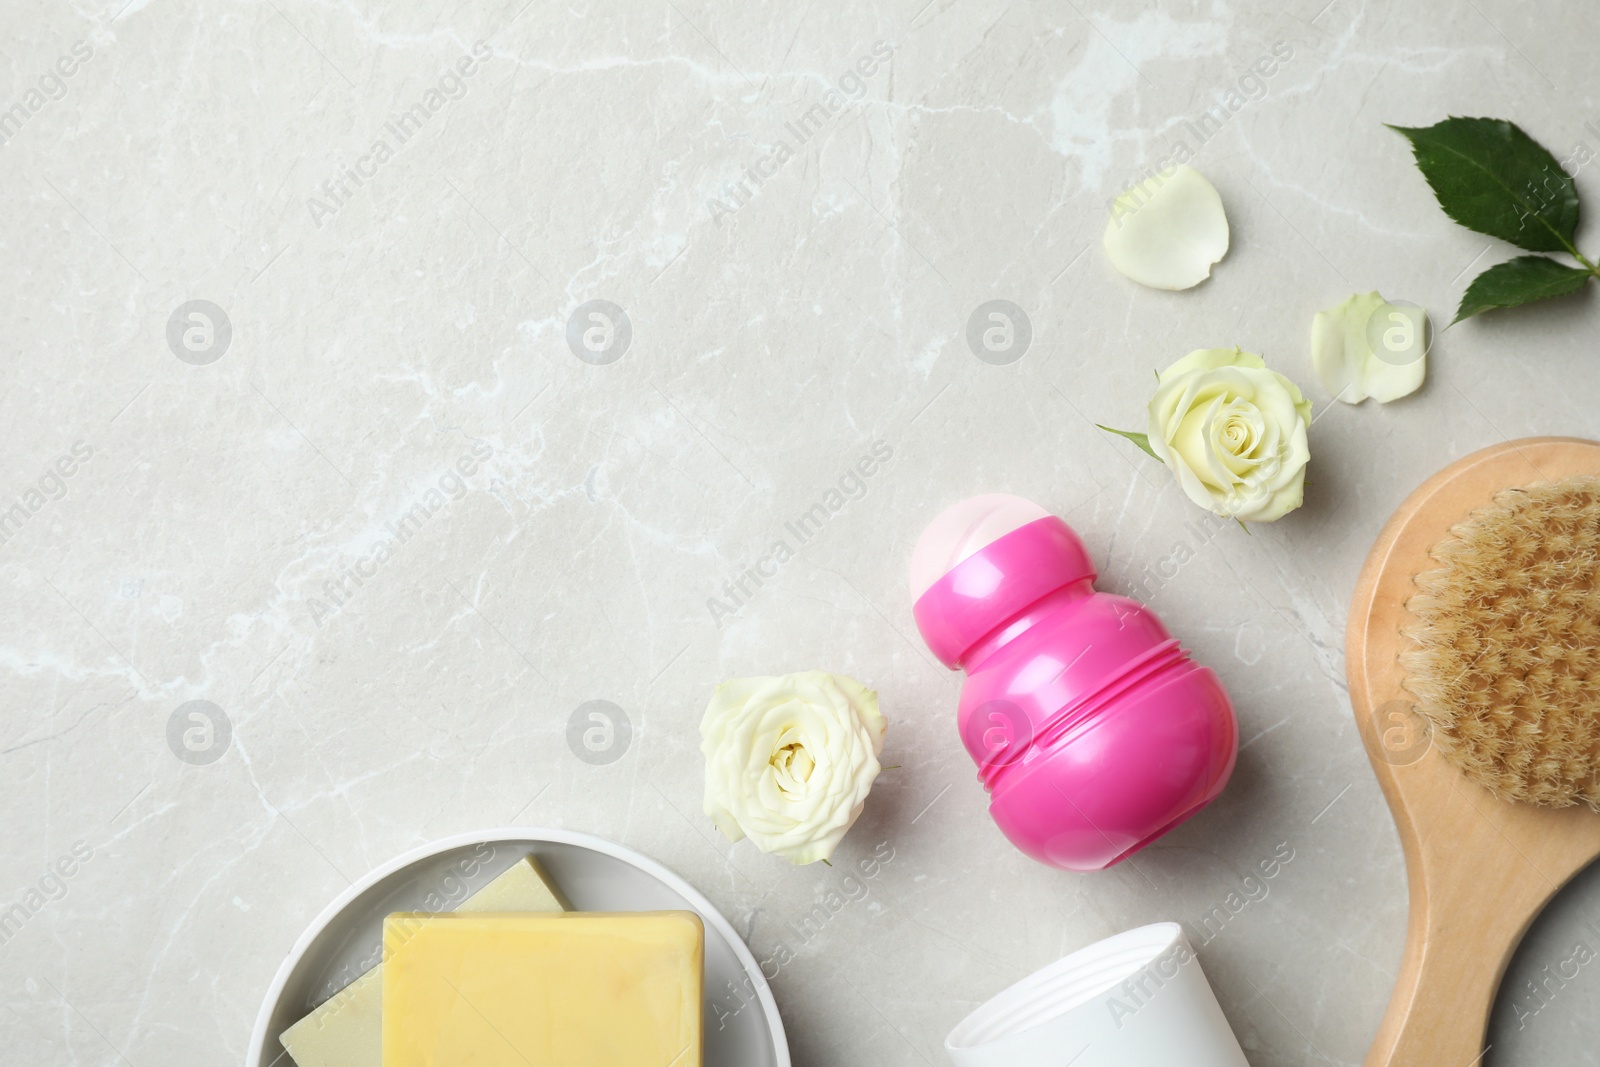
[910,495,1237,871]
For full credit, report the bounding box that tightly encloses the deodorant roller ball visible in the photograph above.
[910,494,1239,871]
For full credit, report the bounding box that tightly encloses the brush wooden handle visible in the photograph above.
[1349,437,1600,1067]
[1358,754,1584,1065]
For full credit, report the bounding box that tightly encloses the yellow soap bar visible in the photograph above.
[382,911,704,1067]
[458,857,569,913]
[279,855,568,1067]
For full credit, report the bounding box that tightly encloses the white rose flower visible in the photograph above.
[1148,347,1313,523]
[700,671,886,865]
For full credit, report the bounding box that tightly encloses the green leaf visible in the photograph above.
[1453,255,1593,323]
[1389,117,1579,254]
[1097,424,1158,460]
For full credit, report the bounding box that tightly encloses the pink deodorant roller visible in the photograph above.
[910,495,1238,871]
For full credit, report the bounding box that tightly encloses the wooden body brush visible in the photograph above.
[1348,436,1600,1066]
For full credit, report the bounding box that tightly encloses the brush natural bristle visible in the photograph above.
[1400,475,1600,808]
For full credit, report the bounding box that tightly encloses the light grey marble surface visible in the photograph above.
[5,1,1600,1064]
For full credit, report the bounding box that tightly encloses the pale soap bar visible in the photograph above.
[382,911,704,1067]
[279,855,567,1067]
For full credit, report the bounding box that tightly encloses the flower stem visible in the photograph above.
[1561,241,1600,277]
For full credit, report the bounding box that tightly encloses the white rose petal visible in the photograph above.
[1147,347,1312,523]
[1311,291,1428,404]
[1102,165,1230,290]
[700,671,886,865]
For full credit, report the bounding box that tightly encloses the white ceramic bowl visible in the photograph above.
[247,827,790,1067]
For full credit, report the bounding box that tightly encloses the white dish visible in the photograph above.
[247,827,790,1067]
